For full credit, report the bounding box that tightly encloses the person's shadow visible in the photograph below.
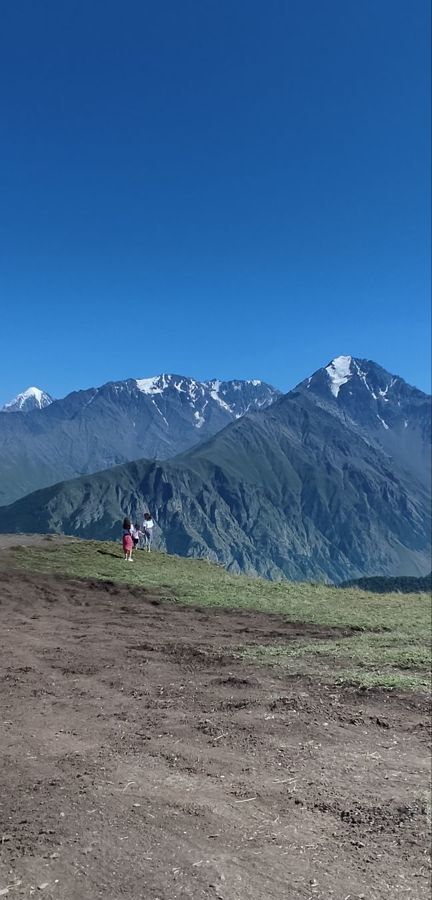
[97,548,120,559]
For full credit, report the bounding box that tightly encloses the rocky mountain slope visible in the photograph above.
[1,359,429,583]
[0,375,280,504]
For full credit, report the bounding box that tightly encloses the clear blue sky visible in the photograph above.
[0,0,430,405]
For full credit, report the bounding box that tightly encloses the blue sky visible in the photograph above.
[0,0,430,405]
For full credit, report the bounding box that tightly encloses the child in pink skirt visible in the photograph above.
[122,517,134,561]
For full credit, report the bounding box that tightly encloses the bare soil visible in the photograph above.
[0,568,430,900]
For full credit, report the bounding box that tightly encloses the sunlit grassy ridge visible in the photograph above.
[4,538,431,691]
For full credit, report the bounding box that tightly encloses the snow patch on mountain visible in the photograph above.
[378,378,397,401]
[151,398,169,427]
[172,379,188,394]
[325,356,353,397]
[377,414,389,430]
[207,380,232,413]
[187,380,204,401]
[136,376,165,395]
[351,360,379,398]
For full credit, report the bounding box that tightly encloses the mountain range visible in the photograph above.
[1,356,430,583]
[0,375,280,505]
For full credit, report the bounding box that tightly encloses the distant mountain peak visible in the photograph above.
[307,356,408,406]
[295,356,431,487]
[2,386,54,413]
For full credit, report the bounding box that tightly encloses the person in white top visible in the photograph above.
[142,512,155,552]
[130,523,141,551]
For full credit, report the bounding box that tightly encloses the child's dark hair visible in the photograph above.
[123,517,131,530]
[144,512,152,521]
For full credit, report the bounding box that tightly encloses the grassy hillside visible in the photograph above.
[3,538,431,692]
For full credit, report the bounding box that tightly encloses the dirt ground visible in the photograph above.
[0,567,430,900]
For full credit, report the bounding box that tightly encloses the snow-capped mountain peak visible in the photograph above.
[296,356,431,464]
[2,386,54,413]
[291,356,431,490]
[322,357,403,407]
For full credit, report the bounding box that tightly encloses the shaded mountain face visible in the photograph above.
[2,386,53,412]
[0,374,280,504]
[1,375,430,584]
[295,356,431,487]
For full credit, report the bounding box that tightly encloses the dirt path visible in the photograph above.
[0,571,430,899]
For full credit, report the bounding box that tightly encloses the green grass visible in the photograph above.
[3,538,431,692]
[242,634,432,692]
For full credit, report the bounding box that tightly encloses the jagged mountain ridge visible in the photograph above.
[0,374,280,504]
[1,359,429,583]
